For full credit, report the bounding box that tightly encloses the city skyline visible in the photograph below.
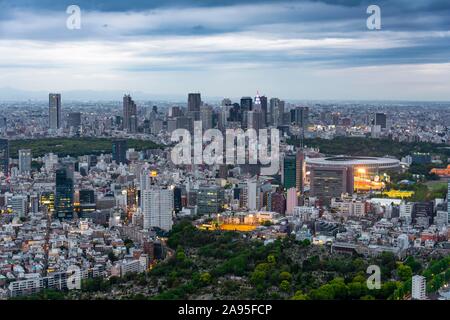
[1,0,450,100]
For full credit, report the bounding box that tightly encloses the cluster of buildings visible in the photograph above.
[0,92,448,298]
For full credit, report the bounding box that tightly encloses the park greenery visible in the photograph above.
[12,221,449,300]
[9,138,162,158]
[288,137,450,161]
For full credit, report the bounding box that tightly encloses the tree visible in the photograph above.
[397,264,412,282]
[279,280,291,292]
[291,290,308,300]
[279,271,293,282]
[200,272,212,285]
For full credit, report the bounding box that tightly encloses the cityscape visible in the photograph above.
[0,0,449,304]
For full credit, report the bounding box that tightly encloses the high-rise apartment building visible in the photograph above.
[411,275,426,300]
[247,179,261,211]
[49,93,61,130]
[123,94,137,133]
[142,187,174,231]
[18,149,32,174]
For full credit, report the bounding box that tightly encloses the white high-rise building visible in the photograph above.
[412,275,427,300]
[247,179,261,211]
[142,188,174,231]
[18,149,31,174]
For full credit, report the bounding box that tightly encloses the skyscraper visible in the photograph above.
[375,113,387,129]
[123,94,137,133]
[200,105,213,130]
[18,149,32,174]
[112,139,127,165]
[49,93,61,130]
[259,95,268,127]
[142,187,174,231]
[270,98,285,127]
[0,139,9,176]
[247,179,261,211]
[55,161,75,219]
[282,155,296,190]
[188,93,201,121]
[240,97,253,128]
[67,112,82,129]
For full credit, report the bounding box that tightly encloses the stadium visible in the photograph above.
[306,156,401,192]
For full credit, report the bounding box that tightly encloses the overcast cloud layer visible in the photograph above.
[0,0,450,101]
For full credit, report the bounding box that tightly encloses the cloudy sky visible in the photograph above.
[1,0,450,101]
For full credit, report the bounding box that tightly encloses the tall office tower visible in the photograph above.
[200,105,213,130]
[142,187,174,231]
[375,112,387,129]
[49,93,61,130]
[296,150,306,193]
[247,110,263,131]
[0,139,9,176]
[123,94,138,133]
[228,103,241,122]
[247,179,261,211]
[168,106,183,118]
[411,275,427,300]
[240,97,253,128]
[112,139,128,165]
[188,93,201,121]
[286,187,298,216]
[67,112,81,129]
[270,98,285,127]
[197,186,224,214]
[55,161,75,219]
[173,186,182,213]
[282,154,296,190]
[260,95,268,126]
[290,107,309,128]
[18,149,31,174]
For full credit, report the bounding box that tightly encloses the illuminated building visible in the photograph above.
[307,156,400,196]
[197,186,224,214]
[54,161,75,219]
[126,185,138,220]
[40,192,55,212]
